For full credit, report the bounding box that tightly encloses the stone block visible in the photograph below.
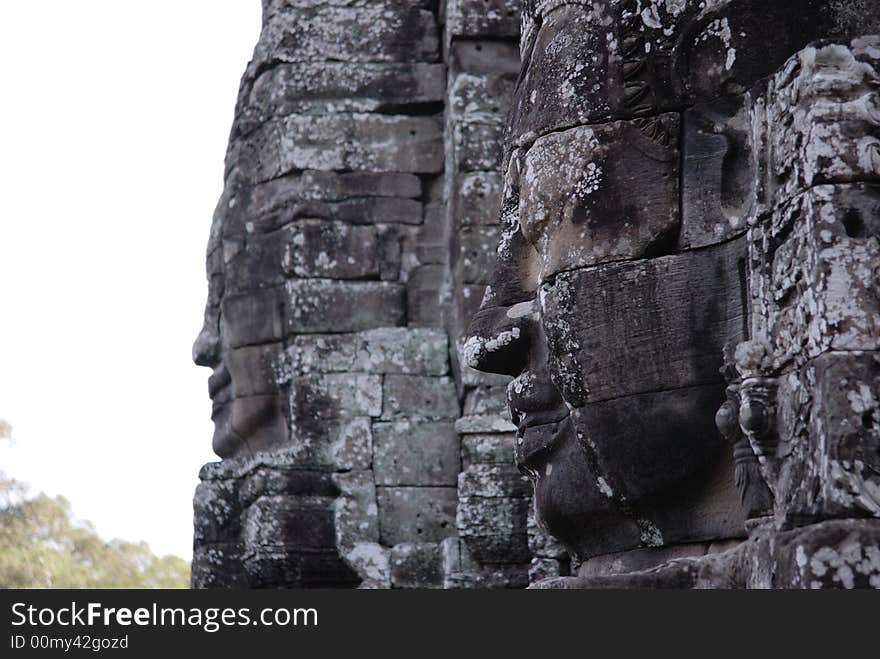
[241,495,337,551]
[519,116,680,281]
[774,351,880,523]
[462,385,509,416]
[390,543,444,589]
[377,486,458,545]
[223,233,285,294]
[284,279,406,334]
[382,375,459,420]
[236,114,443,183]
[455,172,503,226]
[192,480,240,545]
[282,170,423,201]
[245,62,445,118]
[258,3,439,64]
[240,172,421,225]
[226,343,281,397]
[448,72,517,123]
[448,40,520,76]
[283,417,373,472]
[747,185,880,371]
[288,373,383,422]
[456,495,531,564]
[278,328,449,378]
[283,221,380,279]
[452,121,504,171]
[221,288,284,348]
[460,225,500,285]
[191,543,246,589]
[441,537,530,589]
[542,235,746,406]
[458,464,532,499]
[414,202,446,264]
[238,467,338,509]
[343,543,391,590]
[754,519,880,589]
[760,38,880,210]
[406,265,446,327]
[461,434,516,469]
[333,471,381,552]
[447,0,521,39]
[454,413,516,434]
[373,420,460,486]
[241,545,360,588]
[377,225,404,280]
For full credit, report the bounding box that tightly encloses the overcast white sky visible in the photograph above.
[0,2,262,558]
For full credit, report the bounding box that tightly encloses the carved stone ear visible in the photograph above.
[715,385,742,444]
[739,378,779,460]
[716,383,775,524]
[715,399,740,443]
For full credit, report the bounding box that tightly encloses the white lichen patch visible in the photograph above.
[345,542,390,589]
[636,518,665,547]
[697,17,736,71]
[506,300,539,320]
[520,125,602,254]
[596,476,615,499]
[807,541,880,589]
[847,382,877,415]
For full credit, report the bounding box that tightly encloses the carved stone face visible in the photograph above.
[192,188,288,459]
[465,1,880,563]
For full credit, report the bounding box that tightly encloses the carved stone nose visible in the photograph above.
[462,301,539,377]
[192,314,221,367]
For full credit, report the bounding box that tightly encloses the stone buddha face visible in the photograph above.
[464,0,880,564]
[192,184,288,460]
[465,123,746,562]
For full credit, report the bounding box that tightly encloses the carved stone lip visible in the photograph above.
[515,412,571,469]
[211,393,231,419]
[208,365,231,399]
[516,408,569,433]
[209,366,232,418]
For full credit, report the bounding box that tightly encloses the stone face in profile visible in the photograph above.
[465,1,880,586]
[191,2,481,589]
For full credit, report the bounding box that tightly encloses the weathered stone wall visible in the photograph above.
[193,0,552,588]
[192,0,459,589]
[192,0,565,589]
[443,0,570,587]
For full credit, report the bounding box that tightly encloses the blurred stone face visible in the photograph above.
[464,0,880,561]
[192,187,288,460]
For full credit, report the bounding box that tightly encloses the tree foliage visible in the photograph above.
[0,419,190,588]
